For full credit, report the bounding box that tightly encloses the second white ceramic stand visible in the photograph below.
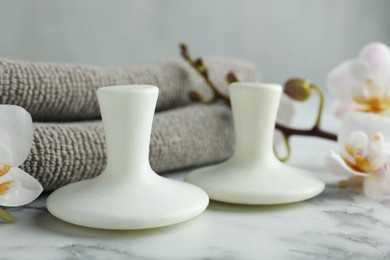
[47,85,209,230]
[185,83,325,205]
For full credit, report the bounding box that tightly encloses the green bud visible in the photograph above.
[284,78,312,101]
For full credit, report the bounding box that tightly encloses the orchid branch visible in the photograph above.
[180,44,230,105]
[180,43,337,161]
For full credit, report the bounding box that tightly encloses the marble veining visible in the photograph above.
[2,139,390,259]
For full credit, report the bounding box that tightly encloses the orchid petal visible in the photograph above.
[327,59,368,101]
[338,112,390,148]
[360,43,390,68]
[325,153,352,177]
[0,105,33,167]
[363,169,390,202]
[359,43,390,85]
[0,143,13,172]
[367,133,386,166]
[385,84,390,100]
[332,100,355,118]
[0,167,42,207]
[329,150,368,177]
[346,131,369,156]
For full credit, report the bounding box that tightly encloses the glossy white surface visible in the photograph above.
[186,83,324,204]
[46,85,209,229]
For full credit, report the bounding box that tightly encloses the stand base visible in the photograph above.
[47,173,209,230]
[185,161,325,205]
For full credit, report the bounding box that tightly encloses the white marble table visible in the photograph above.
[2,135,390,260]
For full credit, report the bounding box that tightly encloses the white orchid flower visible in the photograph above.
[0,105,42,209]
[328,42,390,117]
[327,112,390,202]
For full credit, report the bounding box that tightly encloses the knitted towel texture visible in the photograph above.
[0,57,260,121]
[1,57,293,190]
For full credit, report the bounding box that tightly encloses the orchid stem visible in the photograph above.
[274,135,291,162]
[311,84,324,128]
[0,207,13,223]
[339,176,363,188]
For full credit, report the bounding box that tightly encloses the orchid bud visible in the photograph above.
[189,91,203,102]
[284,78,312,101]
[195,58,208,76]
[226,72,239,84]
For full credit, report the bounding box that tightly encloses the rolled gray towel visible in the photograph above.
[0,57,260,121]
[21,104,234,190]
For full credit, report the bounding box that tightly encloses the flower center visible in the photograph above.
[354,78,390,113]
[0,180,14,195]
[341,132,386,174]
[0,164,11,177]
[342,144,375,174]
[354,97,390,113]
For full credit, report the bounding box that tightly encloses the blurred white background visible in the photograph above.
[1,0,389,87]
[0,0,389,131]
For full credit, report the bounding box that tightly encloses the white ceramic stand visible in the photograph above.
[185,83,325,205]
[47,85,209,230]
